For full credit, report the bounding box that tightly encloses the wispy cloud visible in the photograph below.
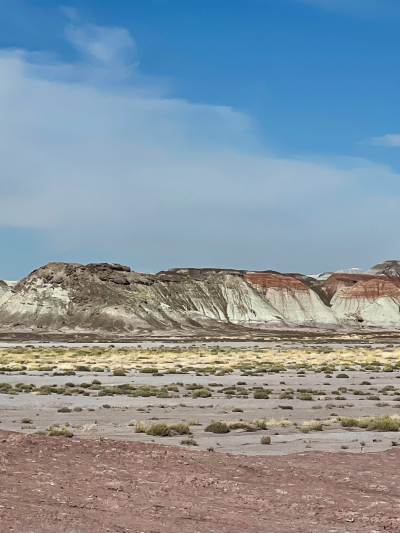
[1,18,400,274]
[371,134,400,147]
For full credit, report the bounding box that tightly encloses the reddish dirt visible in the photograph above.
[1,430,400,533]
[245,272,309,291]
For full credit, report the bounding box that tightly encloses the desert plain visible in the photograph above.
[1,335,400,532]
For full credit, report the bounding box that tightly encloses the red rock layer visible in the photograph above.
[323,273,400,302]
[245,272,308,291]
[337,278,400,300]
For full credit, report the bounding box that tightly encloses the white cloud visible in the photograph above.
[371,134,400,147]
[1,20,400,274]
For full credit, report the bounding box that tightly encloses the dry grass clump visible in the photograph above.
[112,368,127,376]
[47,425,74,437]
[187,419,202,426]
[2,342,400,377]
[265,418,292,427]
[180,438,198,446]
[169,423,191,435]
[340,414,400,431]
[204,421,230,433]
[81,423,97,433]
[146,423,171,437]
[227,421,257,432]
[130,420,148,433]
[299,421,323,433]
[260,435,271,445]
[192,388,212,398]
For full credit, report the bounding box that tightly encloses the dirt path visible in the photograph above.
[0,430,399,532]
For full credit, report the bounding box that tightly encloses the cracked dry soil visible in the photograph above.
[0,429,399,533]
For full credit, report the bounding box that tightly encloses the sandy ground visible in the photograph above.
[1,429,400,533]
[1,367,400,454]
[1,340,400,532]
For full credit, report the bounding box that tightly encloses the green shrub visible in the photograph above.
[57,407,71,413]
[367,415,400,432]
[146,423,171,436]
[298,393,313,401]
[192,388,212,398]
[169,423,191,435]
[75,365,90,372]
[260,436,271,445]
[48,426,73,437]
[228,421,257,432]
[336,373,349,378]
[253,389,270,399]
[340,417,359,428]
[205,421,230,433]
[113,368,126,376]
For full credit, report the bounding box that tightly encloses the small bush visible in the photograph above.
[340,417,359,428]
[181,438,198,446]
[146,423,171,437]
[57,407,71,413]
[75,365,90,372]
[48,425,73,437]
[336,373,349,379]
[253,390,270,400]
[205,421,230,433]
[260,436,271,445]
[133,420,148,433]
[169,423,191,435]
[367,415,400,432]
[298,393,313,401]
[188,419,201,426]
[21,418,32,424]
[253,419,268,429]
[306,421,323,431]
[113,368,126,376]
[228,421,257,432]
[192,388,212,398]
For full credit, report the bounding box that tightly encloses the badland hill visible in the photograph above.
[1,260,400,334]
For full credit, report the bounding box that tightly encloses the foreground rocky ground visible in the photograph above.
[0,429,399,533]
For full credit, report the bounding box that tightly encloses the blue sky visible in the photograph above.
[1,0,400,278]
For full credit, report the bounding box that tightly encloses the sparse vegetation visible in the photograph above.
[146,423,171,437]
[205,421,230,433]
[180,438,198,446]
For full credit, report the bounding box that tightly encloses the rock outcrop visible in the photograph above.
[2,260,400,333]
[0,280,9,298]
[368,260,400,277]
